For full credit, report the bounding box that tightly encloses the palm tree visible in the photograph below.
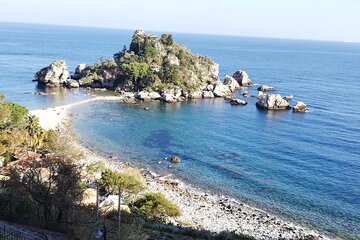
[27,115,45,152]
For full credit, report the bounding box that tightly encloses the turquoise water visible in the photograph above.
[1,22,360,238]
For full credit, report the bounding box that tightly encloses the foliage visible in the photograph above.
[26,115,46,151]
[99,169,144,195]
[133,192,180,219]
[0,102,28,130]
[0,156,85,229]
[160,34,174,46]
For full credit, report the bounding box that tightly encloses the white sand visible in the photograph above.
[29,96,123,130]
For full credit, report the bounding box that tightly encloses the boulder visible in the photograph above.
[293,101,309,112]
[232,70,253,86]
[149,92,161,100]
[213,81,231,97]
[72,64,86,80]
[256,94,290,110]
[229,98,248,105]
[66,79,79,88]
[206,84,214,91]
[283,95,294,102]
[258,91,266,99]
[137,91,151,101]
[257,85,277,92]
[189,91,203,99]
[202,91,214,98]
[34,60,69,87]
[171,156,181,163]
[223,75,240,92]
[161,93,177,103]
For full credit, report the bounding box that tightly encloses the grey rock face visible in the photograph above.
[202,91,215,98]
[66,79,79,88]
[256,94,290,110]
[293,101,309,112]
[34,60,69,87]
[223,75,240,92]
[229,98,247,105]
[257,85,277,92]
[149,92,161,100]
[232,70,253,86]
[213,81,231,97]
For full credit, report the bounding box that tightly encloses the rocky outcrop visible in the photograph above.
[189,91,203,99]
[229,98,247,106]
[202,91,215,98]
[258,91,266,99]
[149,92,161,100]
[257,85,277,92]
[293,101,309,112]
[136,91,151,101]
[34,60,69,87]
[223,75,240,92]
[283,95,294,101]
[72,64,87,80]
[256,94,290,110]
[213,81,231,97]
[232,70,253,86]
[66,79,79,88]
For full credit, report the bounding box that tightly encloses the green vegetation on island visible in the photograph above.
[76,30,219,93]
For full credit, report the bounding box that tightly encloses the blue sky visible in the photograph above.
[0,0,359,42]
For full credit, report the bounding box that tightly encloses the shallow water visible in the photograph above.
[1,22,360,238]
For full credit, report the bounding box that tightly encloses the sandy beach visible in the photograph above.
[29,96,123,130]
[30,97,333,240]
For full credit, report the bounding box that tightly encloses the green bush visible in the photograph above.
[133,192,180,219]
[99,169,143,195]
[0,102,28,130]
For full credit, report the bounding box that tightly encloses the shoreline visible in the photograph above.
[30,98,334,240]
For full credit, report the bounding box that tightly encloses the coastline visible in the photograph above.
[30,97,333,240]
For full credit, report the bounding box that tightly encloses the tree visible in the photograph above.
[2,157,85,229]
[121,61,149,90]
[27,115,46,152]
[0,102,28,130]
[99,169,143,227]
[160,34,174,46]
[133,192,180,219]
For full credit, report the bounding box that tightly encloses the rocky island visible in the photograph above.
[34,29,309,111]
[34,30,253,103]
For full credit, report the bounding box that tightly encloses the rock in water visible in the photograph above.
[232,70,253,86]
[65,79,80,88]
[293,101,309,112]
[202,91,215,98]
[149,92,161,100]
[213,81,232,97]
[257,85,277,92]
[223,75,240,92]
[189,91,203,99]
[256,94,290,110]
[171,156,181,163]
[34,60,69,87]
[283,95,294,102]
[72,63,87,80]
[136,91,151,101]
[229,98,248,105]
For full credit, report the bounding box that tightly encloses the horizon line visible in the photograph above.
[1,20,359,44]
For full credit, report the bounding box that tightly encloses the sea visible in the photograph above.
[0,22,359,239]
